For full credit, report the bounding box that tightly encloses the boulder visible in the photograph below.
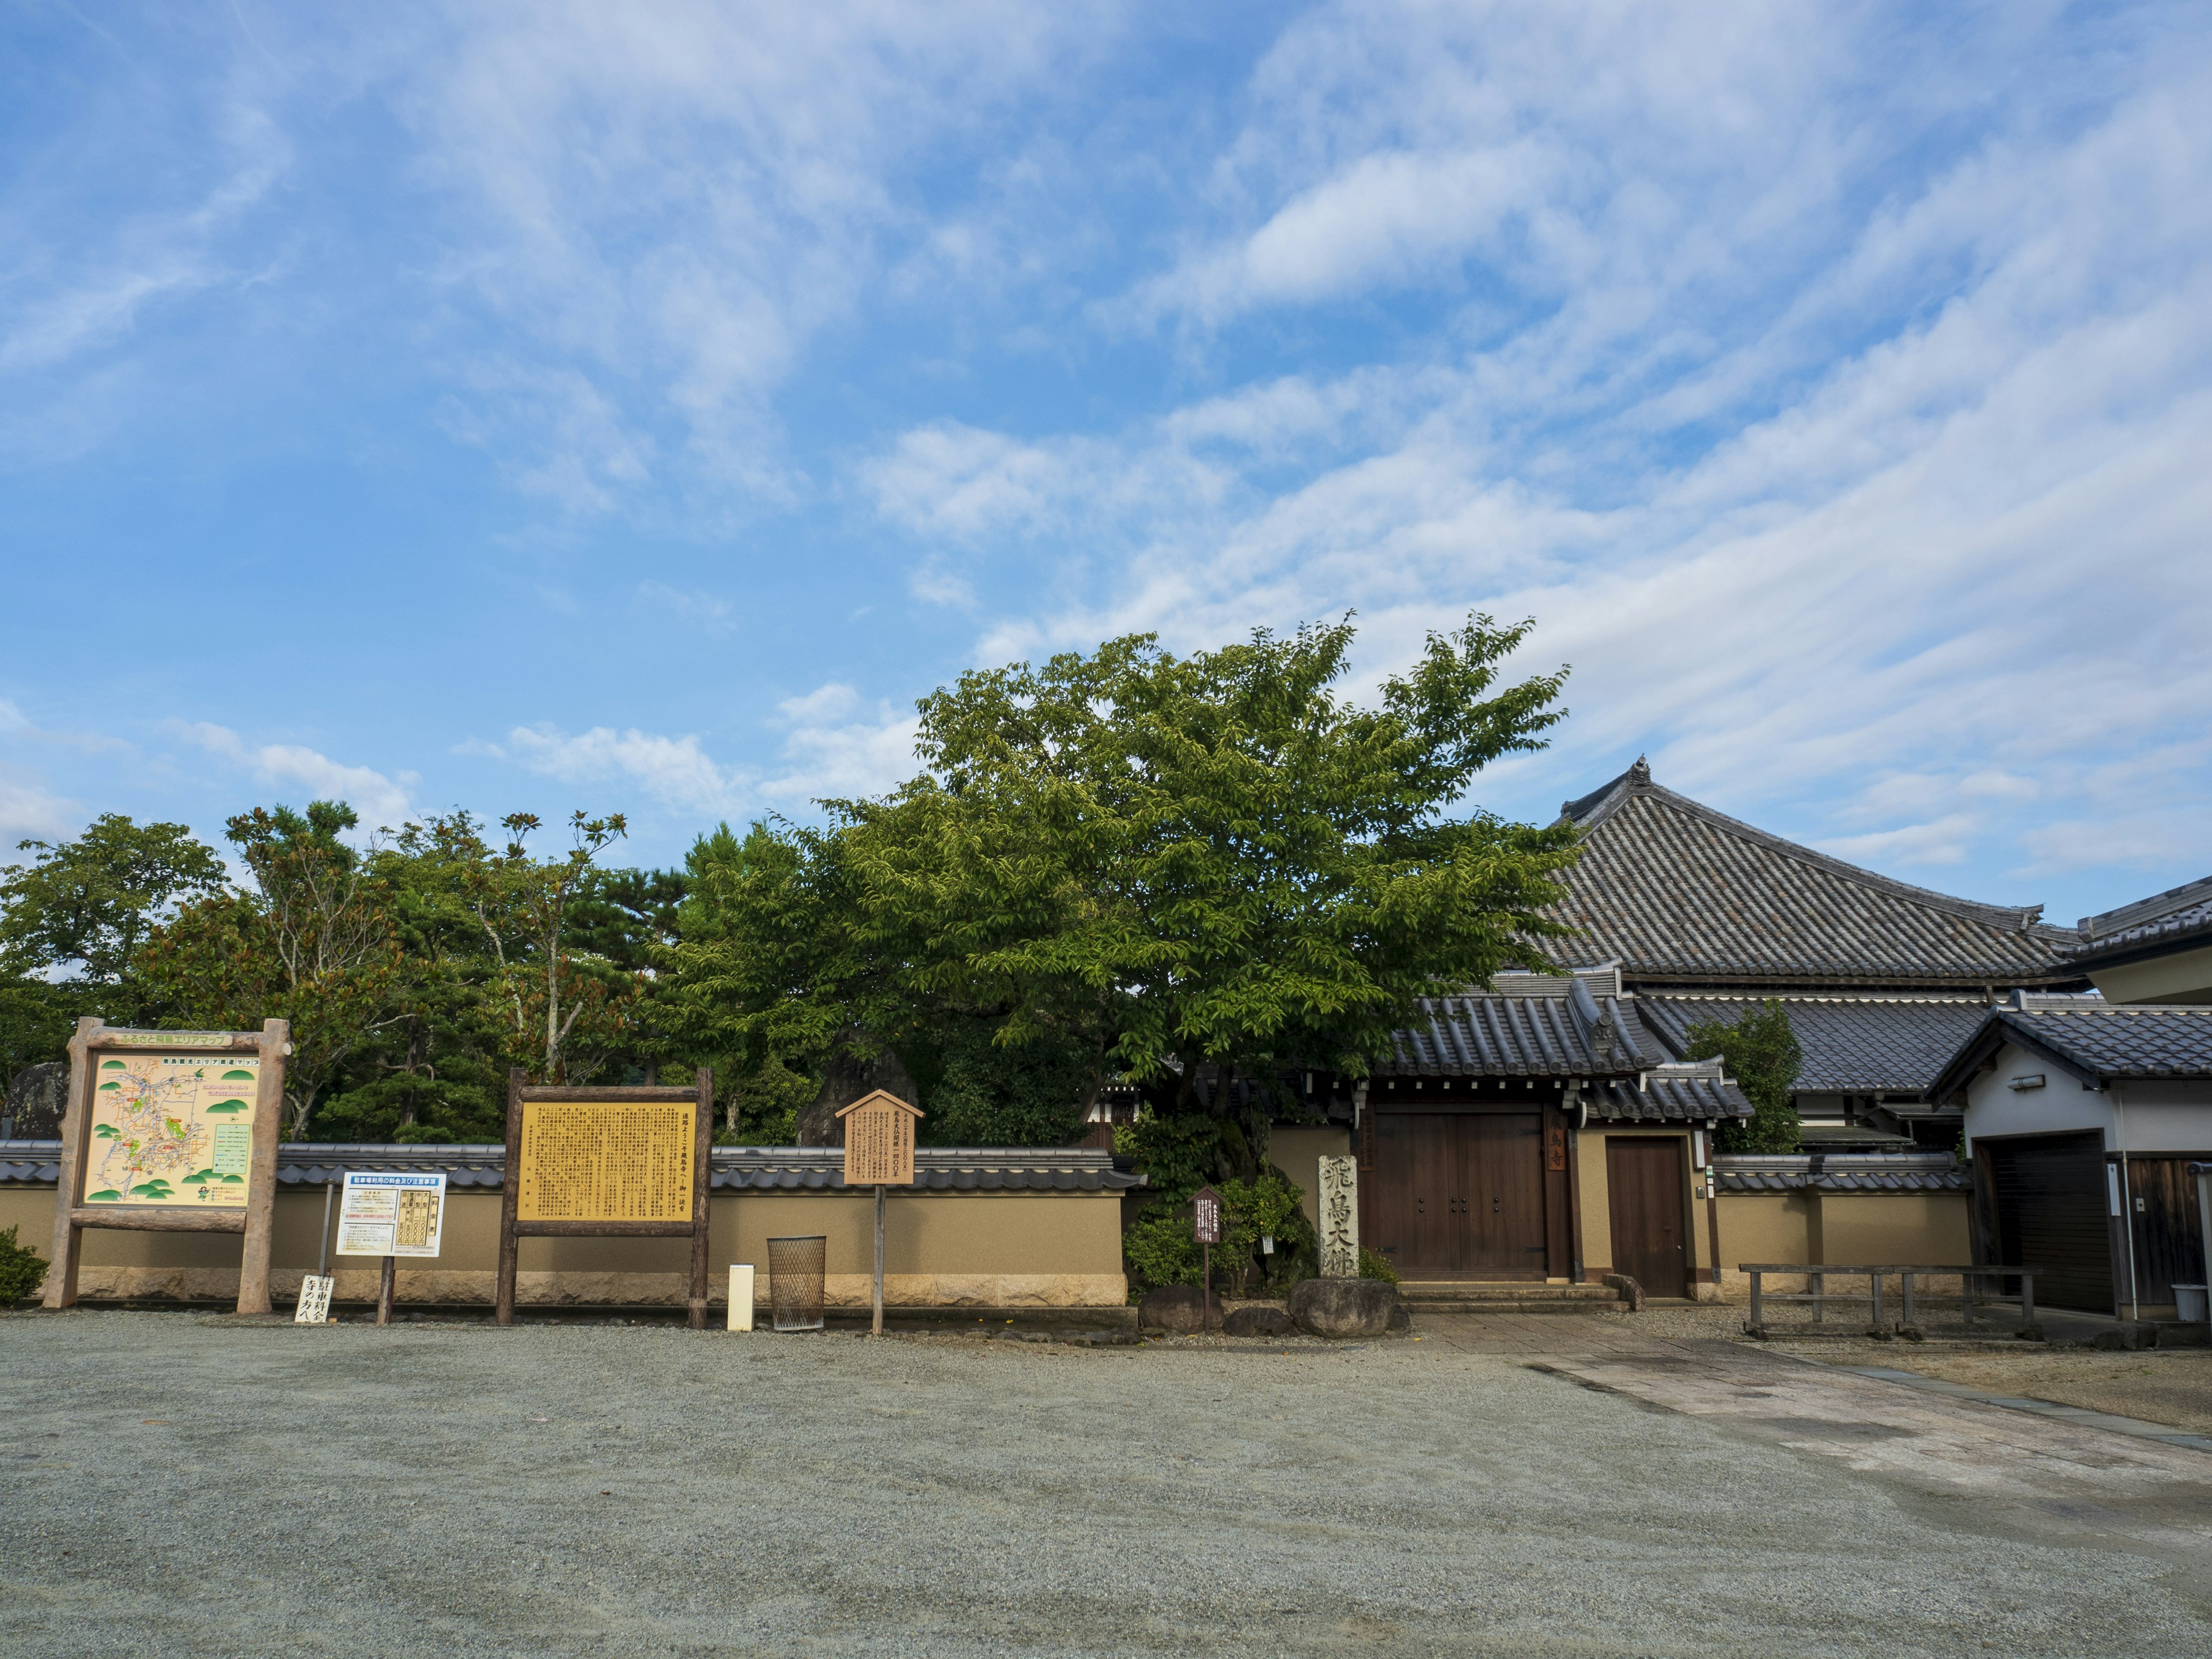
[796,1029,918,1147]
[1287,1276,1397,1339]
[1222,1304,1293,1339]
[1138,1285,1217,1334]
[3,1062,67,1139]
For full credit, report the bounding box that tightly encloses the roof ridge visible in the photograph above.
[1562,765,2056,935]
[2080,872,2212,938]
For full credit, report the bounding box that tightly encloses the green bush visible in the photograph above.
[1122,1210,1203,1293]
[0,1224,48,1304]
[1358,1247,1399,1285]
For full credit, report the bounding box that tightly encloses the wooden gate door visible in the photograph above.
[1606,1138,1689,1298]
[1373,1112,1463,1275]
[1465,1113,1548,1277]
[1989,1132,2113,1313]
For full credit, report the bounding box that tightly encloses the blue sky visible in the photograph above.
[2,2,2207,927]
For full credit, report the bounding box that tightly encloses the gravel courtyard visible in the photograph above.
[5,1310,2211,1657]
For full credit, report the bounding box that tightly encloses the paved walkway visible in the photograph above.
[1420,1312,2212,1567]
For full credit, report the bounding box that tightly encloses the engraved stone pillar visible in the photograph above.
[1319,1154,1359,1278]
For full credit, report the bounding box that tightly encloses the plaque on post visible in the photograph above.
[1192,1183,1222,1334]
[838,1089,923,1337]
[1319,1155,1358,1278]
[43,1017,290,1315]
[336,1171,447,1326]
[496,1067,715,1329]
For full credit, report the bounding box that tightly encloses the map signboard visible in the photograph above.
[335,1171,447,1257]
[79,1054,262,1209]
[516,1100,695,1223]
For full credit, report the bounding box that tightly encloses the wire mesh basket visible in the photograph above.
[766,1234,827,1332]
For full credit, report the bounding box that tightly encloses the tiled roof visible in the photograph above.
[1712,1153,1970,1193]
[1377,980,1652,1076]
[1639,994,1992,1094]
[1546,760,2079,988]
[1595,1066,1752,1122]
[1986,1004,2212,1082]
[0,1142,1143,1193]
[2073,874,2212,965]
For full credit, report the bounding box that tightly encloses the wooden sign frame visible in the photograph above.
[495,1068,714,1330]
[43,1016,290,1316]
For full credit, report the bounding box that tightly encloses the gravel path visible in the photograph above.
[4,1309,2210,1657]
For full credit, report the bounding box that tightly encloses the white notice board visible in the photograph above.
[335,1171,447,1258]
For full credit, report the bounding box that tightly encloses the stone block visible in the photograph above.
[1286,1276,1396,1339]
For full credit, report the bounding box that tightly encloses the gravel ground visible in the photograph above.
[5,1309,2210,1658]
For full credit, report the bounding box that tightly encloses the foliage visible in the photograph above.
[1685,999,1804,1154]
[0,814,225,1028]
[0,1223,48,1304]
[140,802,406,1137]
[1215,1172,1317,1296]
[1121,1210,1203,1293]
[0,976,79,1080]
[1358,1247,1400,1285]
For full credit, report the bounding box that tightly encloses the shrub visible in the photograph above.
[0,1224,48,1304]
[1122,1211,1203,1293]
[1358,1247,1399,1285]
[1687,1000,1802,1154]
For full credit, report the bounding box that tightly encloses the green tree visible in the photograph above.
[140,801,406,1137]
[1685,1000,1803,1154]
[0,814,225,1027]
[664,613,1579,1182]
[467,811,635,1084]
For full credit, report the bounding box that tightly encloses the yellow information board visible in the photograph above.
[516,1099,696,1223]
[79,1054,262,1209]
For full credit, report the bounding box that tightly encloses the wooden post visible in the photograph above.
[234,1018,289,1315]
[1202,1240,1211,1335]
[873,1183,886,1338]
[377,1254,396,1326]
[1749,1268,1763,1330]
[41,1017,101,1310]
[317,1181,335,1278]
[688,1067,714,1332]
[495,1067,525,1326]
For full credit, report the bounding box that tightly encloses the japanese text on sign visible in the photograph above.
[517,1101,696,1223]
[1193,1185,1222,1244]
[336,1171,447,1257]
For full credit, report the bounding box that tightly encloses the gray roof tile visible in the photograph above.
[2072,874,2212,964]
[1990,1005,2212,1080]
[1639,994,1992,1094]
[1547,762,2078,987]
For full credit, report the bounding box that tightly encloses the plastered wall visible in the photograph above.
[1,1185,1128,1309]
[1268,1126,1351,1232]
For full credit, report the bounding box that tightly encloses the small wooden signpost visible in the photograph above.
[336,1171,447,1326]
[1192,1183,1222,1335]
[43,1017,289,1316]
[838,1089,922,1337]
[497,1067,714,1329]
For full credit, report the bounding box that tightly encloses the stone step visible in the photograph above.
[1396,1282,1628,1316]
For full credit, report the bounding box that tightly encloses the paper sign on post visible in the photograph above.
[728,1264,755,1332]
[335,1171,446,1258]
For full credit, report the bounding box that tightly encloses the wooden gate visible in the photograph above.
[1372,1111,1547,1278]
[1987,1132,2112,1314]
[1605,1137,1689,1299]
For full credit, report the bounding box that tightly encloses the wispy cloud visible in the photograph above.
[181,723,417,828]
[476,725,750,817]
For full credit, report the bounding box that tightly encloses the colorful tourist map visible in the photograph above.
[81,1055,260,1208]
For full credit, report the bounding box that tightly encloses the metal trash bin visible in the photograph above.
[2175,1283,2209,1323]
[766,1234,827,1332]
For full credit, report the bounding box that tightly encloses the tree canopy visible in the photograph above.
[1685,1000,1804,1154]
[665,613,1576,1180]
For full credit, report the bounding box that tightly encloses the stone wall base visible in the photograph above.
[69,1266,1129,1310]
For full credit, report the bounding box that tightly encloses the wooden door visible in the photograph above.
[1465,1113,1547,1277]
[1989,1133,2112,1313]
[1373,1112,1462,1275]
[1607,1137,1689,1298]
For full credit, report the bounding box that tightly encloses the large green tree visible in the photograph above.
[0,814,226,1029]
[667,614,1578,1175]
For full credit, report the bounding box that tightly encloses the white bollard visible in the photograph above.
[728,1264,755,1332]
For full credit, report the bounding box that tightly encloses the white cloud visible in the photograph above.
[762,684,919,806]
[486,725,749,817]
[862,17,2212,904]
[636,580,737,634]
[181,724,416,829]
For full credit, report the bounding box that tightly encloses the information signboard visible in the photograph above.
[517,1100,694,1223]
[43,1017,289,1315]
[496,1070,714,1330]
[336,1171,447,1258]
